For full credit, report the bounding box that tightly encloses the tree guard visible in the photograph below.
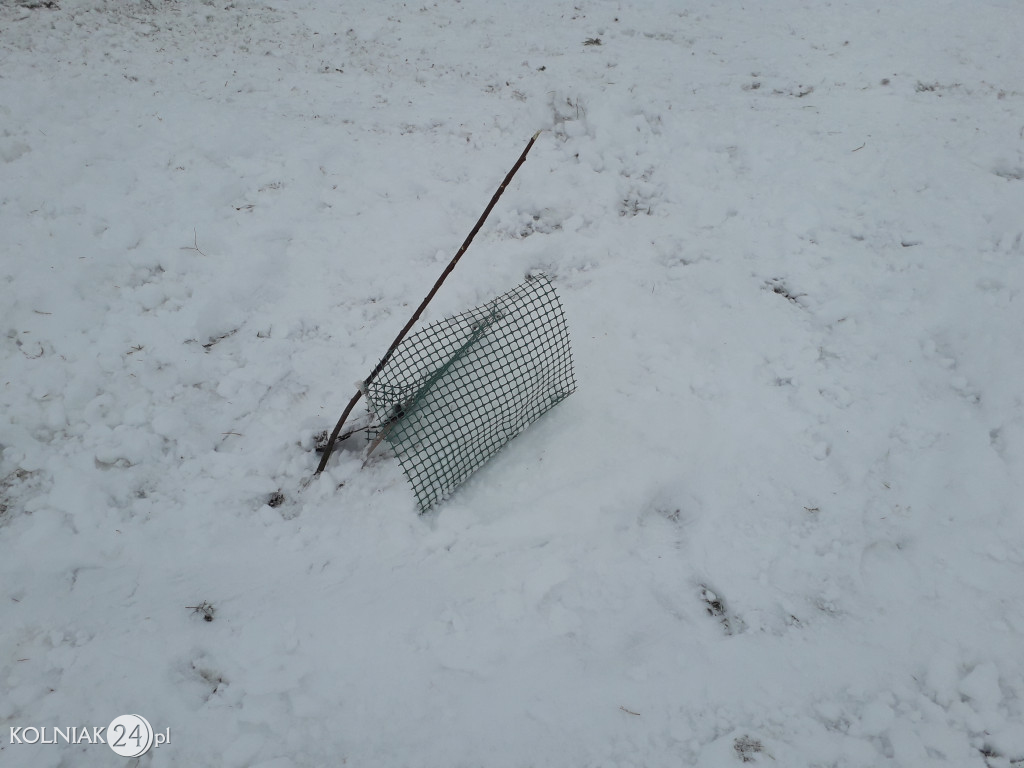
[363,273,575,511]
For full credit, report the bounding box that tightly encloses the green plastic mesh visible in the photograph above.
[363,273,576,512]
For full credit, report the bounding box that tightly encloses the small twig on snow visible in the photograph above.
[180,228,208,257]
[186,602,216,622]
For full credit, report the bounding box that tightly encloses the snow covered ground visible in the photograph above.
[2,0,1023,765]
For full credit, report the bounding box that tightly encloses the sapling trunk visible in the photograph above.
[313,131,542,477]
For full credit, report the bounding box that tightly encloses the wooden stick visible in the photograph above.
[313,131,543,476]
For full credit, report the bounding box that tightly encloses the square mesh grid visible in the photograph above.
[364,273,576,512]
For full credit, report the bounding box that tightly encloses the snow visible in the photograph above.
[2,0,1023,765]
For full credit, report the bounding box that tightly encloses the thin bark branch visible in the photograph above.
[313,130,543,476]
